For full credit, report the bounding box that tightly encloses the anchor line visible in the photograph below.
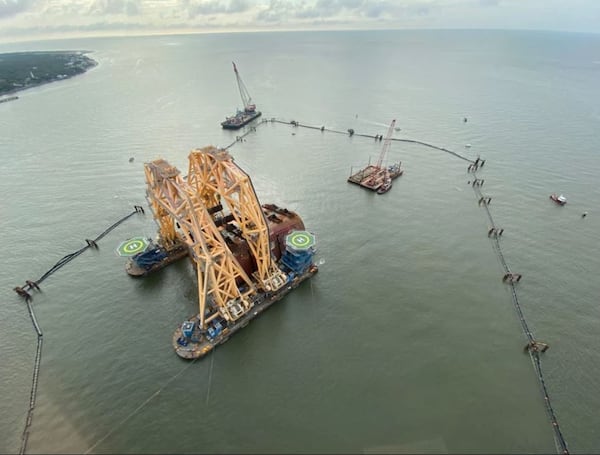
[93,210,140,243]
[18,208,143,291]
[392,138,473,162]
[84,357,198,454]
[19,308,43,455]
[261,118,475,162]
[205,347,216,405]
[15,207,144,455]
[471,170,568,454]
[223,119,267,150]
[531,353,570,454]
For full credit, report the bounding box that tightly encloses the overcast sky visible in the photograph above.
[1,0,599,42]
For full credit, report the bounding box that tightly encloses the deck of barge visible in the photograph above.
[347,163,403,192]
[173,264,318,360]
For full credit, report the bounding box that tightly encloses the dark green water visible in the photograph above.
[1,30,599,454]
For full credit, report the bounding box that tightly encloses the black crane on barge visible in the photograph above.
[221,62,262,130]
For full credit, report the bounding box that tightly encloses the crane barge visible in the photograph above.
[138,146,318,359]
[347,119,403,194]
[221,62,262,130]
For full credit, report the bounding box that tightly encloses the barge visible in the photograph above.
[173,263,318,359]
[221,109,262,130]
[347,119,403,194]
[125,203,307,277]
[348,163,403,194]
[135,147,318,359]
[221,62,261,130]
[172,217,318,360]
[125,240,188,277]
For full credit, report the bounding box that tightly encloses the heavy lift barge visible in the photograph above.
[127,146,318,359]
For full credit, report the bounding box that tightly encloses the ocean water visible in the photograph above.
[1,29,599,454]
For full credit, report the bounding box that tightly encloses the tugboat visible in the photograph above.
[221,62,262,130]
[376,173,393,194]
[549,193,567,206]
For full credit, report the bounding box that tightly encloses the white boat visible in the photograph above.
[549,193,567,205]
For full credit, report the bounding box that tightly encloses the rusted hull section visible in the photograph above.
[126,204,304,278]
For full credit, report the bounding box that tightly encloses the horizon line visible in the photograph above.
[2,25,599,46]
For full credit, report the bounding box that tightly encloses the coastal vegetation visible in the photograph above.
[0,51,97,96]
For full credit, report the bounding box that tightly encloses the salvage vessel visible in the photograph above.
[137,146,318,359]
[125,204,308,277]
[221,62,262,130]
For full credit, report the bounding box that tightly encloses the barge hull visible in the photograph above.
[347,164,403,193]
[221,111,262,130]
[125,244,188,277]
[173,265,318,359]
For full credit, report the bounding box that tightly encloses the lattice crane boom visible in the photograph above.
[376,119,396,169]
[233,61,255,112]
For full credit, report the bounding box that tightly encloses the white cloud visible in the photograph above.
[0,0,599,42]
[87,0,140,16]
[0,0,34,19]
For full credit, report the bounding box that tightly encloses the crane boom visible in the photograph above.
[233,61,255,112]
[376,119,396,169]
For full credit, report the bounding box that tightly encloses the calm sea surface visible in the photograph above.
[1,29,599,454]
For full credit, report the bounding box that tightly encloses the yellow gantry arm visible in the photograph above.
[144,157,255,329]
[187,147,286,292]
[144,161,180,247]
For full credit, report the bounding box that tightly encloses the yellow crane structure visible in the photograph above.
[144,146,292,340]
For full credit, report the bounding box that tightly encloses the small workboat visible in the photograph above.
[550,193,567,205]
[377,179,392,194]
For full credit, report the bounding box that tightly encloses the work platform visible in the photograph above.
[347,163,403,194]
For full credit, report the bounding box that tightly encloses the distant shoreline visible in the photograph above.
[0,50,98,98]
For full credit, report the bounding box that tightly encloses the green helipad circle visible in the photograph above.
[286,231,315,250]
[117,237,149,256]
